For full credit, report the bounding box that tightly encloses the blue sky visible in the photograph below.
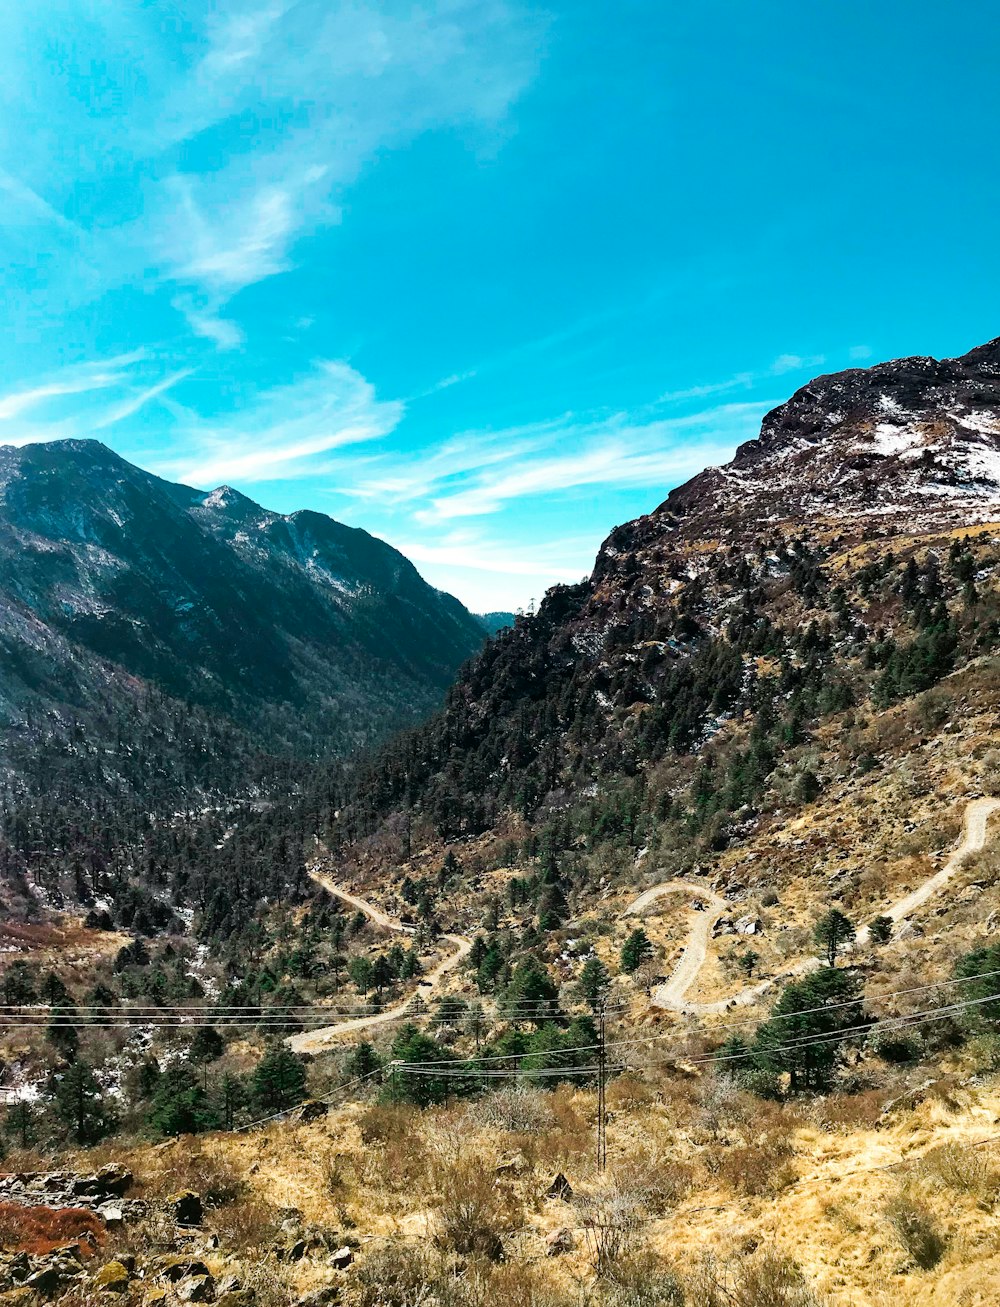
[0,2,997,611]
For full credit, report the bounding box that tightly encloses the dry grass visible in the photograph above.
[0,1202,105,1257]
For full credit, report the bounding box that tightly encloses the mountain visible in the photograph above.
[661,335,1000,536]
[337,335,1000,849]
[0,439,486,796]
[476,611,516,636]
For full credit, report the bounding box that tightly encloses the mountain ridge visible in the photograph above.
[0,438,487,798]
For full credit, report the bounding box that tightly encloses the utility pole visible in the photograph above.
[596,1000,607,1173]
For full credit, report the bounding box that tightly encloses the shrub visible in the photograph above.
[0,1203,104,1257]
[884,1189,947,1269]
[714,1138,797,1198]
[578,1183,647,1274]
[210,1196,283,1251]
[918,1142,1000,1205]
[434,1156,522,1261]
[140,1148,245,1208]
[687,1247,828,1306]
[344,1239,434,1307]
[602,1250,685,1307]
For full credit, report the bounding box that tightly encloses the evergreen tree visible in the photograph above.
[953,943,1000,1029]
[388,1024,457,1107]
[814,909,856,967]
[149,1063,217,1136]
[251,1045,308,1114]
[5,1100,39,1150]
[869,915,893,946]
[579,956,611,1010]
[502,957,558,1022]
[754,967,864,1092]
[52,1060,113,1143]
[218,1073,249,1130]
[620,928,653,974]
[344,1041,382,1081]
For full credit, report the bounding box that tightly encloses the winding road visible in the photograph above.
[637,796,1000,1016]
[287,867,472,1053]
[290,797,999,1049]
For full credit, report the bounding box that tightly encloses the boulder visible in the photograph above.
[24,1261,81,1297]
[169,1191,204,1227]
[95,1164,133,1197]
[97,1202,125,1229]
[495,1152,528,1176]
[545,1173,573,1201]
[91,1261,131,1293]
[329,1247,354,1270]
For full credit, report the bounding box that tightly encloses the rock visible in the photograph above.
[545,1173,573,1201]
[25,1262,80,1296]
[169,1191,204,1227]
[298,1099,329,1123]
[3,1255,30,1286]
[95,1164,133,1197]
[734,915,762,936]
[91,1261,131,1293]
[71,1163,133,1199]
[545,1227,574,1256]
[215,1276,244,1295]
[329,1247,354,1269]
[97,1202,125,1228]
[154,1256,212,1284]
[895,922,924,941]
[275,1238,308,1263]
[177,1275,216,1303]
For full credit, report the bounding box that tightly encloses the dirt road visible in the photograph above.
[635,797,1000,1016]
[287,869,471,1053]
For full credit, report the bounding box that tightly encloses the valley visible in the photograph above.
[5,338,1000,1304]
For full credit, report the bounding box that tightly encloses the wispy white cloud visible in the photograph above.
[0,365,127,420]
[150,360,403,487]
[146,1,543,341]
[391,528,590,580]
[849,344,873,361]
[92,370,193,430]
[340,400,771,525]
[0,166,82,238]
[770,351,826,376]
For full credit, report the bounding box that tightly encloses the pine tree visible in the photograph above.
[251,1045,308,1114]
[620,928,653,974]
[869,915,893,945]
[814,909,856,967]
[579,957,610,1010]
[53,1060,113,1143]
[5,1100,39,1150]
[754,967,864,1092]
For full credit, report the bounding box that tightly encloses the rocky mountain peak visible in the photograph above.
[660,335,1000,537]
